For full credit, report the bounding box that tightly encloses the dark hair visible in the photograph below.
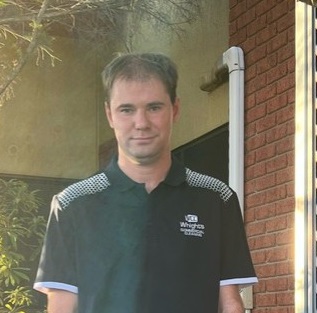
[101,52,178,104]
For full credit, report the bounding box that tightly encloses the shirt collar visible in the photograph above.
[104,155,186,191]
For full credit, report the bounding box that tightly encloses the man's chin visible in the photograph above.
[130,152,161,165]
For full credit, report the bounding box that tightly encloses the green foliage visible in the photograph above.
[0,179,46,313]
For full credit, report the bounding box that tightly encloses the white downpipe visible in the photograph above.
[200,46,245,213]
[224,47,254,312]
[208,47,253,311]
[223,46,245,213]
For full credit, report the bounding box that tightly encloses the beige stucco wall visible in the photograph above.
[1,0,229,179]
[0,38,103,179]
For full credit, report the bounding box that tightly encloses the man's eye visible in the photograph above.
[149,105,162,111]
[120,108,134,113]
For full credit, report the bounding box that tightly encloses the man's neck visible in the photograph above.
[117,154,172,193]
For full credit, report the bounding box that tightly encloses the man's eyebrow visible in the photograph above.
[147,101,165,106]
[117,103,134,107]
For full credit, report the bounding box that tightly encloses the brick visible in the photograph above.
[276,261,293,276]
[265,185,287,203]
[266,215,288,232]
[245,64,257,83]
[276,136,294,154]
[267,31,288,54]
[264,308,289,313]
[276,74,295,94]
[287,55,295,74]
[266,247,288,262]
[246,73,268,95]
[267,93,288,114]
[247,220,266,236]
[245,150,256,167]
[267,1,289,24]
[245,180,256,195]
[286,182,294,198]
[287,213,294,228]
[278,43,295,63]
[253,280,266,294]
[277,11,295,33]
[286,120,295,135]
[255,144,276,162]
[245,132,266,150]
[246,0,257,9]
[255,203,276,220]
[288,276,295,290]
[246,190,267,208]
[287,25,295,43]
[266,277,288,291]
[257,57,274,75]
[230,27,247,46]
[267,62,288,85]
[245,96,257,113]
[276,104,295,124]
[266,154,288,173]
[251,250,266,264]
[247,45,267,65]
[256,114,277,133]
[229,21,237,36]
[229,0,239,9]
[247,13,267,37]
[276,229,293,245]
[244,207,255,223]
[277,292,294,305]
[245,151,256,167]
[265,123,288,143]
[287,152,294,166]
[256,293,277,306]
[275,197,294,214]
[267,53,278,68]
[229,1,296,309]
[256,23,277,46]
[237,7,256,29]
[255,84,277,105]
[245,162,266,180]
[245,122,256,138]
[256,263,277,278]
[275,167,293,185]
[229,1,247,22]
[288,0,295,10]
[255,0,276,16]
[285,182,294,198]
[255,174,276,191]
[242,36,256,54]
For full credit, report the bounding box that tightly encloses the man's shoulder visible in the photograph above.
[57,172,111,209]
[185,168,233,203]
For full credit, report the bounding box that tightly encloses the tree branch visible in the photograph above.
[0,0,51,105]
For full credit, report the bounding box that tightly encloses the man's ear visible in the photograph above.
[105,102,114,128]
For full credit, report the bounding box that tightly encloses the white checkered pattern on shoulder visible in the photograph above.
[57,173,111,209]
[186,168,233,203]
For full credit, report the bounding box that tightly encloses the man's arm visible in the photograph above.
[47,289,78,313]
[218,285,244,313]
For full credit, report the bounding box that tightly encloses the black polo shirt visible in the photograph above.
[34,157,257,313]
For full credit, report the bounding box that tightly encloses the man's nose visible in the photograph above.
[134,110,150,129]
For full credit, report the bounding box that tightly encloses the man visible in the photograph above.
[34,52,257,313]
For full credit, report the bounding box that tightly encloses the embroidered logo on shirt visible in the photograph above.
[180,214,205,237]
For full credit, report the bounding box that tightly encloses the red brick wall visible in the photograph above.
[229,1,295,312]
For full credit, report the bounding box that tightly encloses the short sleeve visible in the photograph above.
[220,191,258,287]
[33,195,78,294]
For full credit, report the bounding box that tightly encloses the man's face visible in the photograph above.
[105,77,180,165]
